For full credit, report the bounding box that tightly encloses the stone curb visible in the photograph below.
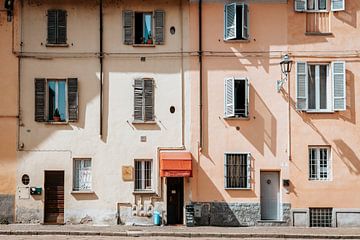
[0,230,360,239]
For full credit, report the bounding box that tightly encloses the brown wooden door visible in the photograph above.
[167,177,184,225]
[44,171,64,224]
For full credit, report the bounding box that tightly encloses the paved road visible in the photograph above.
[0,237,345,240]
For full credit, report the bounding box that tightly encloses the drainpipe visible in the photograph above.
[17,0,23,151]
[99,0,104,137]
[198,0,203,149]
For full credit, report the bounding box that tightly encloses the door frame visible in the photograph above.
[260,170,281,221]
[44,170,65,225]
[166,177,184,225]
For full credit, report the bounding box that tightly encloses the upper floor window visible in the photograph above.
[133,78,154,122]
[224,78,249,118]
[35,78,78,123]
[296,61,346,112]
[123,10,165,46]
[295,0,345,12]
[47,9,67,45]
[308,0,327,11]
[224,3,249,41]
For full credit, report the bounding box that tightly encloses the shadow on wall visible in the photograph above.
[333,139,360,176]
[334,1,358,28]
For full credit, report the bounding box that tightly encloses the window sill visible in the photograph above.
[132,120,157,124]
[46,43,69,47]
[132,44,155,47]
[224,39,250,43]
[304,110,334,114]
[224,116,250,120]
[45,121,69,125]
[305,32,333,36]
[133,190,155,195]
[71,190,95,194]
[225,187,252,190]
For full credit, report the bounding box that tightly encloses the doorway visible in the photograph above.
[260,171,280,220]
[166,177,184,225]
[44,171,64,224]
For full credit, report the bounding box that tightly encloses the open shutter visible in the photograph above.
[57,10,67,44]
[154,10,165,45]
[244,78,249,117]
[47,10,57,44]
[123,10,134,45]
[294,0,306,12]
[134,79,144,121]
[224,3,237,40]
[35,78,46,122]
[224,77,235,117]
[331,0,345,11]
[242,4,249,40]
[332,61,346,111]
[246,153,251,189]
[144,79,154,121]
[296,62,308,110]
[68,78,78,122]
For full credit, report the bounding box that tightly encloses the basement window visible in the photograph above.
[310,208,333,227]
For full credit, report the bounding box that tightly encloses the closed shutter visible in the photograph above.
[294,0,306,12]
[242,4,249,40]
[296,62,308,110]
[134,79,144,121]
[67,78,78,122]
[144,79,154,121]
[154,10,165,45]
[57,10,67,44]
[244,78,249,117]
[35,78,46,122]
[224,77,235,117]
[331,0,345,11]
[332,61,346,111]
[47,10,57,44]
[123,10,134,45]
[224,3,237,40]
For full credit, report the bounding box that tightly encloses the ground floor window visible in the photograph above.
[224,153,251,189]
[73,158,92,191]
[309,147,331,180]
[310,208,332,227]
[134,159,152,191]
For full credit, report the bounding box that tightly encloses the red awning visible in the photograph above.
[160,151,192,177]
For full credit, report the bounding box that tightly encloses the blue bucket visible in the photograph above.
[153,211,161,225]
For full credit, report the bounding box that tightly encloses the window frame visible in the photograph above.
[134,159,153,192]
[46,79,68,122]
[224,2,249,41]
[224,77,249,119]
[224,152,251,190]
[133,78,155,123]
[135,12,153,45]
[308,146,332,181]
[73,158,92,192]
[306,0,328,12]
[47,9,68,46]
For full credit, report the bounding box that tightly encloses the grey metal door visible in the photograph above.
[260,171,280,220]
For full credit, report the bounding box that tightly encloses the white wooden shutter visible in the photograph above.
[224,78,235,117]
[296,62,308,110]
[123,10,134,45]
[224,3,237,40]
[246,153,251,189]
[332,61,346,111]
[244,78,249,117]
[294,0,306,12]
[242,4,249,40]
[331,0,345,11]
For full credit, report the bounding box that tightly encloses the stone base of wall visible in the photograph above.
[0,194,15,224]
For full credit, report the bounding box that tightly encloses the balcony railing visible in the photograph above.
[306,12,331,34]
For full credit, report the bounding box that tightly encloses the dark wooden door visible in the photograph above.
[167,177,184,225]
[44,171,64,224]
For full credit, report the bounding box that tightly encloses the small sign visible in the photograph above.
[18,187,30,199]
[122,166,134,181]
[140,136,147,142]
[171,190,176,194]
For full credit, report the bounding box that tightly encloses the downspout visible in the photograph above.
[180,0,184,147]
[17,0,23,151]
[99,0,104,137]
[198,0,203,149]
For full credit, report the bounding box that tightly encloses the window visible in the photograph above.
[133,78,154,122]
[224,78,249,118]
[73,159,92,191]
[295,0,345,12]
[47,9,67,45]
[309,147,331,180]
[35,78,78,122]
[224,153,251,189]
[123,10,165,45]
[134,159,152,191]
[224,3,249,40]
[296,61,346,112]
[310,208,333,227]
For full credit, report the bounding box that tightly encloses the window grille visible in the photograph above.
[224,153,251,189]
[135,159,153,191]
[309,147,330,180]
[310,208,332,227]
[73,158,92,191]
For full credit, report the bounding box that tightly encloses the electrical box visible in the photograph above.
[30,187,42,195]
[283,179,290,187]
[194,204,202,218]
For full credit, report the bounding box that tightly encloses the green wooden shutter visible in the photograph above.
[123,10,134,45]
[332,61,346,111]
[242,4,249,40]
[224,3,237,40]
[35,78,46,122]
[294,0,306,12]
[296,62,308,110]
[47,10,57,44]
[224,77,235,117]
[57,10,67,44]
[154,10,165,45]
[67,78,78,122]
[144,79,154,121]
[331,0,345,11]
[134,79,144,121]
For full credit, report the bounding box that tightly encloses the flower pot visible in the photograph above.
[53,116,61,122]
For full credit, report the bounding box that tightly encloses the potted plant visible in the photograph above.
[53,108,61,122]
[146,33,153,44]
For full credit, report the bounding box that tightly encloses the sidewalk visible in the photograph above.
[1,224,360,239]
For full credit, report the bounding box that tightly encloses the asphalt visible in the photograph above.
[0,224,360,239]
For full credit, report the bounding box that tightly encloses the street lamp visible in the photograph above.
[280,54,293,75]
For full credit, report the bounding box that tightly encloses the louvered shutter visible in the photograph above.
[294,0,306,12]
[144,79,154,121]
[242,4,249,40]
[123,10,134,45]
[244,78,249,117]
[224,78,235,117]
[246,153,251,189]
[47,10,57,44]
[35,78,46,122]
[296,62,308,110]
[331,0,345,11]
[224,3,237,40]
[134,79,144,121]
[332,61,346,111]
[67,78,78,122]
[57,10,67,44]
[154,10,165,45]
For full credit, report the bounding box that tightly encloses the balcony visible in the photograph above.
[306,12,331,35]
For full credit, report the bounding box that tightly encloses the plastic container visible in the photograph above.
[153,211,161,226]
